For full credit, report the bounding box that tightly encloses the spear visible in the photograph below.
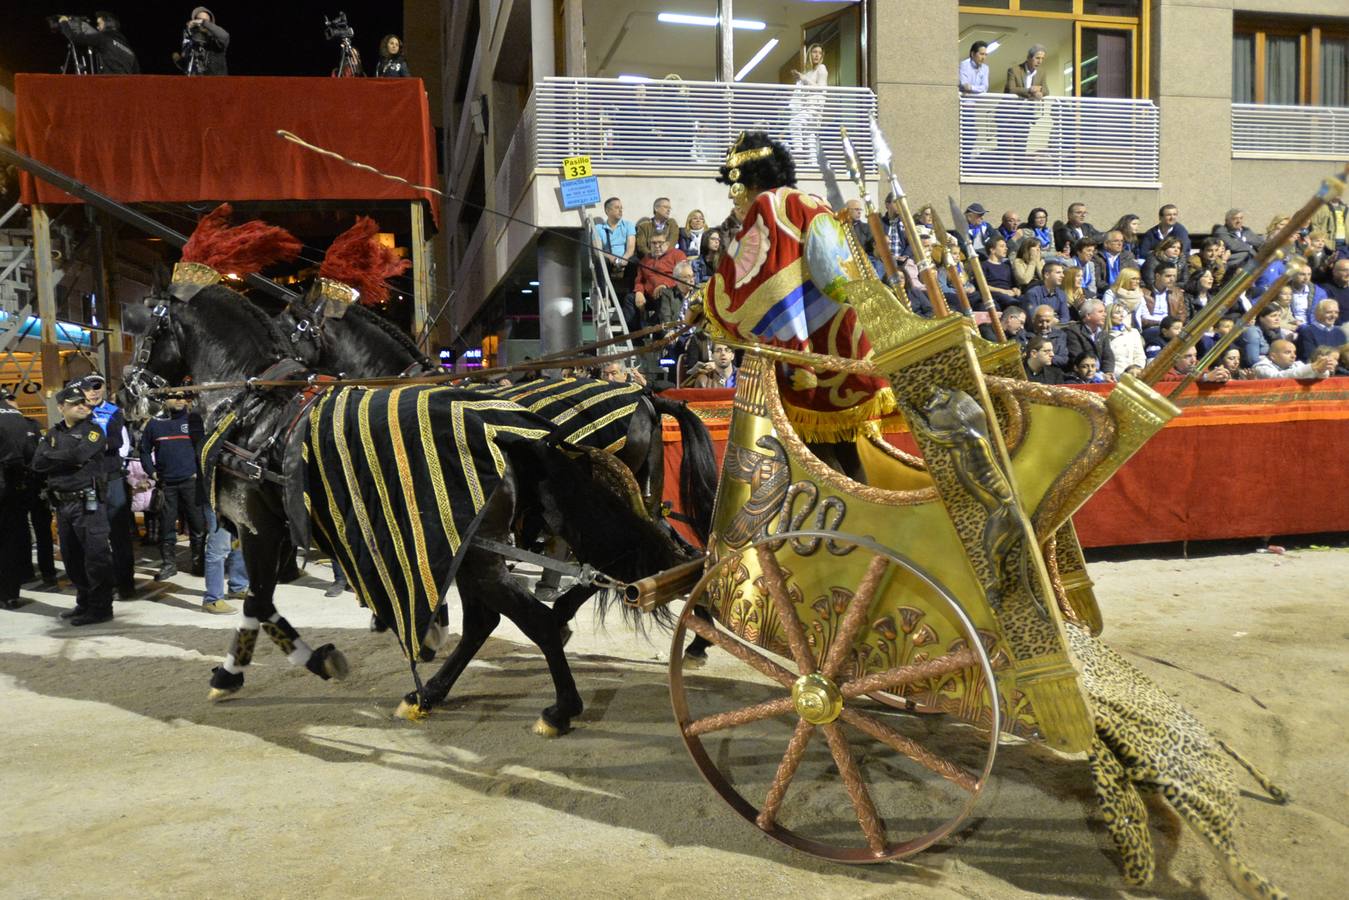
[948,195,1007,341]
[839,126,902,287]
[869,117,950,317]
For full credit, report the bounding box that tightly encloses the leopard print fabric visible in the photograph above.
[1067,625,1290,899]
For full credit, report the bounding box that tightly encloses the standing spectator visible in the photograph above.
[981,237,1020,309]
[1024,335,1065,384]
[881,193,909,262]
[1286,265,1328,326]
[635,198,681,259]
[1001,306,1029,347]
[1022,260,1071,321]
[1310,195,1347,253]
[1139,204,1192,258]
[1213,208,1263,268]
[1028,304,1070,369]
[1064,298,1115,378]
[1094,230,1139,289]
[963,203,994,257]
[1107,302,1146,375]
[374,34,411,77]
[690,342,738,388]
[177,6,228,75]
[788,42,828,159]
[1012,238,1045,290]
[140,391,206,580]
[692,228,723,285]
[632,234,687,331]
[594,196,636,320]
[1022,207,1053,251]
[1004,45,1048,99]
[1109,213,1143,256]
[1296,299,1345,360]
[996,210,1023,252]
[78,374,136,600]
[1054,202,1099,254]
[32,384,115,626]
[1140,236,1185,288]
[959,41,990,95]
[200,506,244,614]
[1252,339,1337,379]
[0,387,37,609]
[57,12,139,74]
[1102,267,1146,329]
[679,210,707,257]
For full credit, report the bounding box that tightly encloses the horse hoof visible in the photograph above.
[683,652,707,669]
[207,686,239,702]
[533,717,562,738]
[395,698,429,722]
[208,666,243,702]
[559,625,574,648]
[324,648,350,681]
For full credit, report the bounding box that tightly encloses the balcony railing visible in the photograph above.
[1232,103,1349,160]
[958,94,1159,188]
[531,76,877,174]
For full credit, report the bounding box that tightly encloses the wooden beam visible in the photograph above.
[31,204,62,418]
[563,0,585,77]
[411,200,430,345]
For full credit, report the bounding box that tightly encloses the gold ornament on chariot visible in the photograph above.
[792,672,844,725]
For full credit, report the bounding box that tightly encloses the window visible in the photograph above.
[1234,20,1349,106]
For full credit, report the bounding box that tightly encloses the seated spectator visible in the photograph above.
[692,228,723,285]
[1140,236,1185,288]
[1022,207,1054,252]
[1196,314,1239,357]
[1252,339,1336,380]
[635,197,682,258]
[1067,352,1106,384]
[599,360,647,386]
[1139,203,1192,258]
[1093,230,1139,289]
[1184,267,1217,321]
[1322,258,1349,316]
[1213,208,1263,268]
[980,237,1021,308]
[677,331,710,386]
[1107,302,1146,375]
[1001,306,1029,347]
[1301,230,1336,285]
[958,41,990,95]
[1024,335,1065,384]
[1140,262,1182,329]
[1121,364,1144,377]
[1189,237,1229,286]
[845,197,877,262]
[997,211,1023,253]
[1296,299,1345,360]
[1218,346,1252,380]
[690,342,738,388]
[963,203,994,257]
[1109,213,1143,256]
[1022,260,1071,322]
[1143,315,1183,360]
[1338,344,1349,377]
[1311,195,1348,252]
[1012,238,1045,290]
[881,193,909,262]
[1064,298,1115,379]
[1264,213,1291,247]
[660,259,698,324]
[678,210,706,257]
[1053,202,1100,256]
[1065,237,1099,300]
[1028,304,1069,369]
[1102,266,1145,330]
[1160,345,1230,383]
[1236,302,1294,367]
[1286,265,1328,326]
[631,234,687,332]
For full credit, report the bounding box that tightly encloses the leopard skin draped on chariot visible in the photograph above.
[646,141,1316,898]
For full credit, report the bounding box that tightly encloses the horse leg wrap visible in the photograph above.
[221,617,261,675]
[261,614,314,668]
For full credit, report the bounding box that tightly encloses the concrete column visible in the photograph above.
[563,0,586,77]
[531,0,556,81]
[537,230,582,364]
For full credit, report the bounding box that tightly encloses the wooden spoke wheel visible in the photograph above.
[670,531,999,864]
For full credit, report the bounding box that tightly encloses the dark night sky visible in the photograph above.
[5,2,406,77]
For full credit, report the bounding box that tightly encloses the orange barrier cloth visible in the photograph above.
[15,74,439,226]
[660,378,1349,548]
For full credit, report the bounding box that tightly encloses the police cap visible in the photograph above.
[55,384,89,405]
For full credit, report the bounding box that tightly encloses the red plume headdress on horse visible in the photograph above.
[311,216,411,316]
[170,203,302,301]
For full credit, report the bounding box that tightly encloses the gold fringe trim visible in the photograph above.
[783,387,897,443]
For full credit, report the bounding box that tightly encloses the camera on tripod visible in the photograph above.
[186,20,211,44]
[323,12,354,42]
[47,14,91,32]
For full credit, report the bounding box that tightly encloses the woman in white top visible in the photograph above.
[1106,301,1147,375]
[789,43,828,158]
[1101,266,1146,330]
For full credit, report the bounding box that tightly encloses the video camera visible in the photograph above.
[323,11,354,42]
[47,14,90,32]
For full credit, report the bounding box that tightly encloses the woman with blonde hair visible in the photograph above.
[1012,237,1045,290]
[1102,266,1145,329]
[679,209,707,257]
[788,42,828,158]
[1106,301,1146,375]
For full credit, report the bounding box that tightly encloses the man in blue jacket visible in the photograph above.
[1139,203,1192,258]
[140,391,205,580]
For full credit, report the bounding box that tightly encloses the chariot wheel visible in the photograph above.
[669,531,1000,863]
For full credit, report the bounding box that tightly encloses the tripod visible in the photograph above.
[60,39,93,74]
[183,41,208,75]
[333,38,362,77]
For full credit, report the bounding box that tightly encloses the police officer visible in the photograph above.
[140,389,205,580]
[77,373,138,598]
[31,384,115,626]
[0,386,38,609]
[57,11,140,74]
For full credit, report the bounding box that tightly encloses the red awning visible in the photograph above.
[15,74,439,227]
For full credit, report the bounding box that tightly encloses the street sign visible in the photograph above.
[559,175,601,210]
[562,156,592,179]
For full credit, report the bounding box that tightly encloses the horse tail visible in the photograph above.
[651,395,717,545]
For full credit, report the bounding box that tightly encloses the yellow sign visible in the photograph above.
[561,156,592,180]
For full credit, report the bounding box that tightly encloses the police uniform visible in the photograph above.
[31,384,115,625]
[0,392,37,608]
[78,375,137,597]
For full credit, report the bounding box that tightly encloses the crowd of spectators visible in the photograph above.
[594,186,1349,388]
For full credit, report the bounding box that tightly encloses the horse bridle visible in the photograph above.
[122,298,173,420]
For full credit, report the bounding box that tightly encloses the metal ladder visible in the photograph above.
[579,208,634,364]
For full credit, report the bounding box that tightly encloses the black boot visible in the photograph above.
[156,544,178,581]
[189,536,205,577]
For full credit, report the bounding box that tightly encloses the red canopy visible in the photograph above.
[16,74,438,227]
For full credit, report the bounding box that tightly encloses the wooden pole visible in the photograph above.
[411,201,430,345]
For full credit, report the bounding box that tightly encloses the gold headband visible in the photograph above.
[725,144,774,169]
[170,261,222,288]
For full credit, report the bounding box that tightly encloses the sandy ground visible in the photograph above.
[0,541,1345,900]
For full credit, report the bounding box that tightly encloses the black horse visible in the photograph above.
[122,286,697,734]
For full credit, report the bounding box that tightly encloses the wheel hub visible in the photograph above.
[792,672,844,725]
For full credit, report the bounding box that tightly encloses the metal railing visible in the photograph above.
[531,76,877,173]
[1232,103,1349,160]
[958,93,1159,187]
